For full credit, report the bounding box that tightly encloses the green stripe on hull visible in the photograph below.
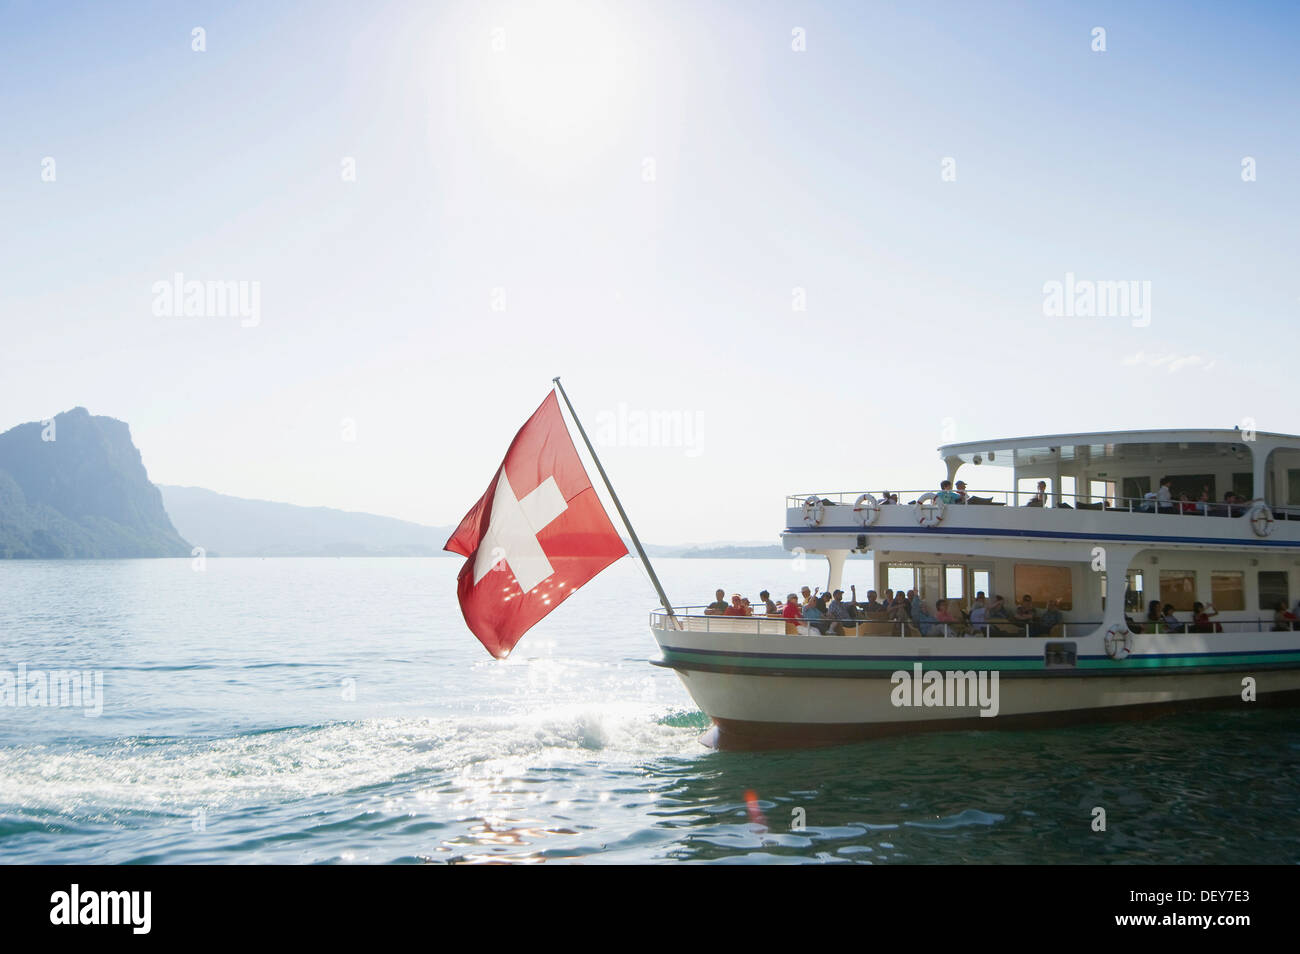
[659,649,1300,673]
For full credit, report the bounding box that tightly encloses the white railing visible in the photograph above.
[786,489,1289,519]
[652,607,1299,639]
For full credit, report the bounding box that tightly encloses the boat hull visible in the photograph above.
[651,626,1300,749]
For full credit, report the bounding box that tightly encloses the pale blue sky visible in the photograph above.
[2,0,1297,542]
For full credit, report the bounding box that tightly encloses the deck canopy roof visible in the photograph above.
[938,428,1299,471]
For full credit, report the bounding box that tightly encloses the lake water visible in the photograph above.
[1,557,1297,864]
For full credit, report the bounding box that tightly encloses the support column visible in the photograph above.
[825,550,847,593]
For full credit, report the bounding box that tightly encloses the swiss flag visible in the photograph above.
[444,392,628,658]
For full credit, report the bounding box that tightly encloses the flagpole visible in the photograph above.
[552,377,677,621]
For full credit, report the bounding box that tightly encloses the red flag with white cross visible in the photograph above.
[444,391,628,658]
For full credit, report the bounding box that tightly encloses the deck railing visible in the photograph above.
[785,489,1291,519]
[651,607,1297,638]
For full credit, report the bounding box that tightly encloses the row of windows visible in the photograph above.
[885,562,1292,615]
[1126,570,1289,612]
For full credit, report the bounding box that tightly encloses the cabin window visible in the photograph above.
[1288,469,1300,505]
[885,564,915,595]
[1089,479,1117,506]
[972,569,991,599]
[1233,472,1253,500]
[1168,474,1214,502]
[1259,571,1290,611]
[1159,570,1197,612]
[1210,572,1245,611]
[1126,570,1144,611]
[1044,642,1077,668]
[945,566,965,603]
[1013,564,1072,610]
[1123,476,1150,504]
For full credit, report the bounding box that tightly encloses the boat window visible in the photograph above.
[1289,469,1300,506]
[1259,571,1289,610]
[1168,474,1214,501]
[1211,572,1245,611]
[918,565,941,604]
[1232,472,1253,500]
[1089,479,1116,507]
[1123,476,1150,502]
[972,569,991,599]
[1126,570,1144,611]
[1013,564,1072,610]
[1159,570,1197,612]
[884,564,915,594]
[1044,642,1077,668]
[945,565,965,604]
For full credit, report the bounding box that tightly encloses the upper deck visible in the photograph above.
[785,427,1300,553]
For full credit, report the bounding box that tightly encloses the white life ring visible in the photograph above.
[1104,624,1132,660]
[802,495,825,527]
[1249,502,1275,537]
[915,492,946,528]
[853,493,880,527]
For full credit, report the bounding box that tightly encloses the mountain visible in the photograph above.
[159,486,455,557]
[0,408,191,558]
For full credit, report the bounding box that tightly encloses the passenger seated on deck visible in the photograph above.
[1032,599,1063,637]
[800,586,816,608]
[704,589,729,615]
[954,481,969,504]
[1147,600,1162,625]
[933,599,961,636]
[1272,602,1298,632]
[1015,595,1037,628]
[1179,492,1197,515]
[1191,602,1221,633]
[724,594,748,616]
[857,587,886,617]
[887,592,910,621]
[828,590,858,632]
[968,594,988,633]
[936,480,960,504]
[1162,603,1183,632]
[803,594,831,635]
[911,600,941,636]
[782,594,804,634]
[1025,481,1047,507]
[759,590,780,616]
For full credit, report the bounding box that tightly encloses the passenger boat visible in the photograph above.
[649,428,1300,749]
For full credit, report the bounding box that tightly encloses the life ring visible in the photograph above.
[1104,624,1132,660]
[802,495,825,527]
[915,492,946,527]
[1249,502,1275,537]
[853,493,880,527]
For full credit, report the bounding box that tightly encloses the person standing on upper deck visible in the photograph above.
[1156,477,1175,514]
[1026,481,1048,507]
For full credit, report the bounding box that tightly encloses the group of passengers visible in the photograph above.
[1134,599,1222,634]
[703,586,1062,637]
[1139,478,1251,516]
[913,476,1255,513]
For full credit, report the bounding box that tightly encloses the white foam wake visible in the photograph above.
[0,703,700,818]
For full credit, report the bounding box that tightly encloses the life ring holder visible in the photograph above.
[802,495,826,527]
[853,493,880,527]
[915,492,946,528]
[1249,502,1275,537]
[1104,624,1132,660]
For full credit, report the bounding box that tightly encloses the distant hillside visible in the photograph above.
[0,408,190,558]
[160,486,454,557]
[678,544,788,558]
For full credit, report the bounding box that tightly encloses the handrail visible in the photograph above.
[650,608,1298,638]
[786,488,1281,518]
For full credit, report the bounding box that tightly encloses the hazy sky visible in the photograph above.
[3,0,1298,543]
